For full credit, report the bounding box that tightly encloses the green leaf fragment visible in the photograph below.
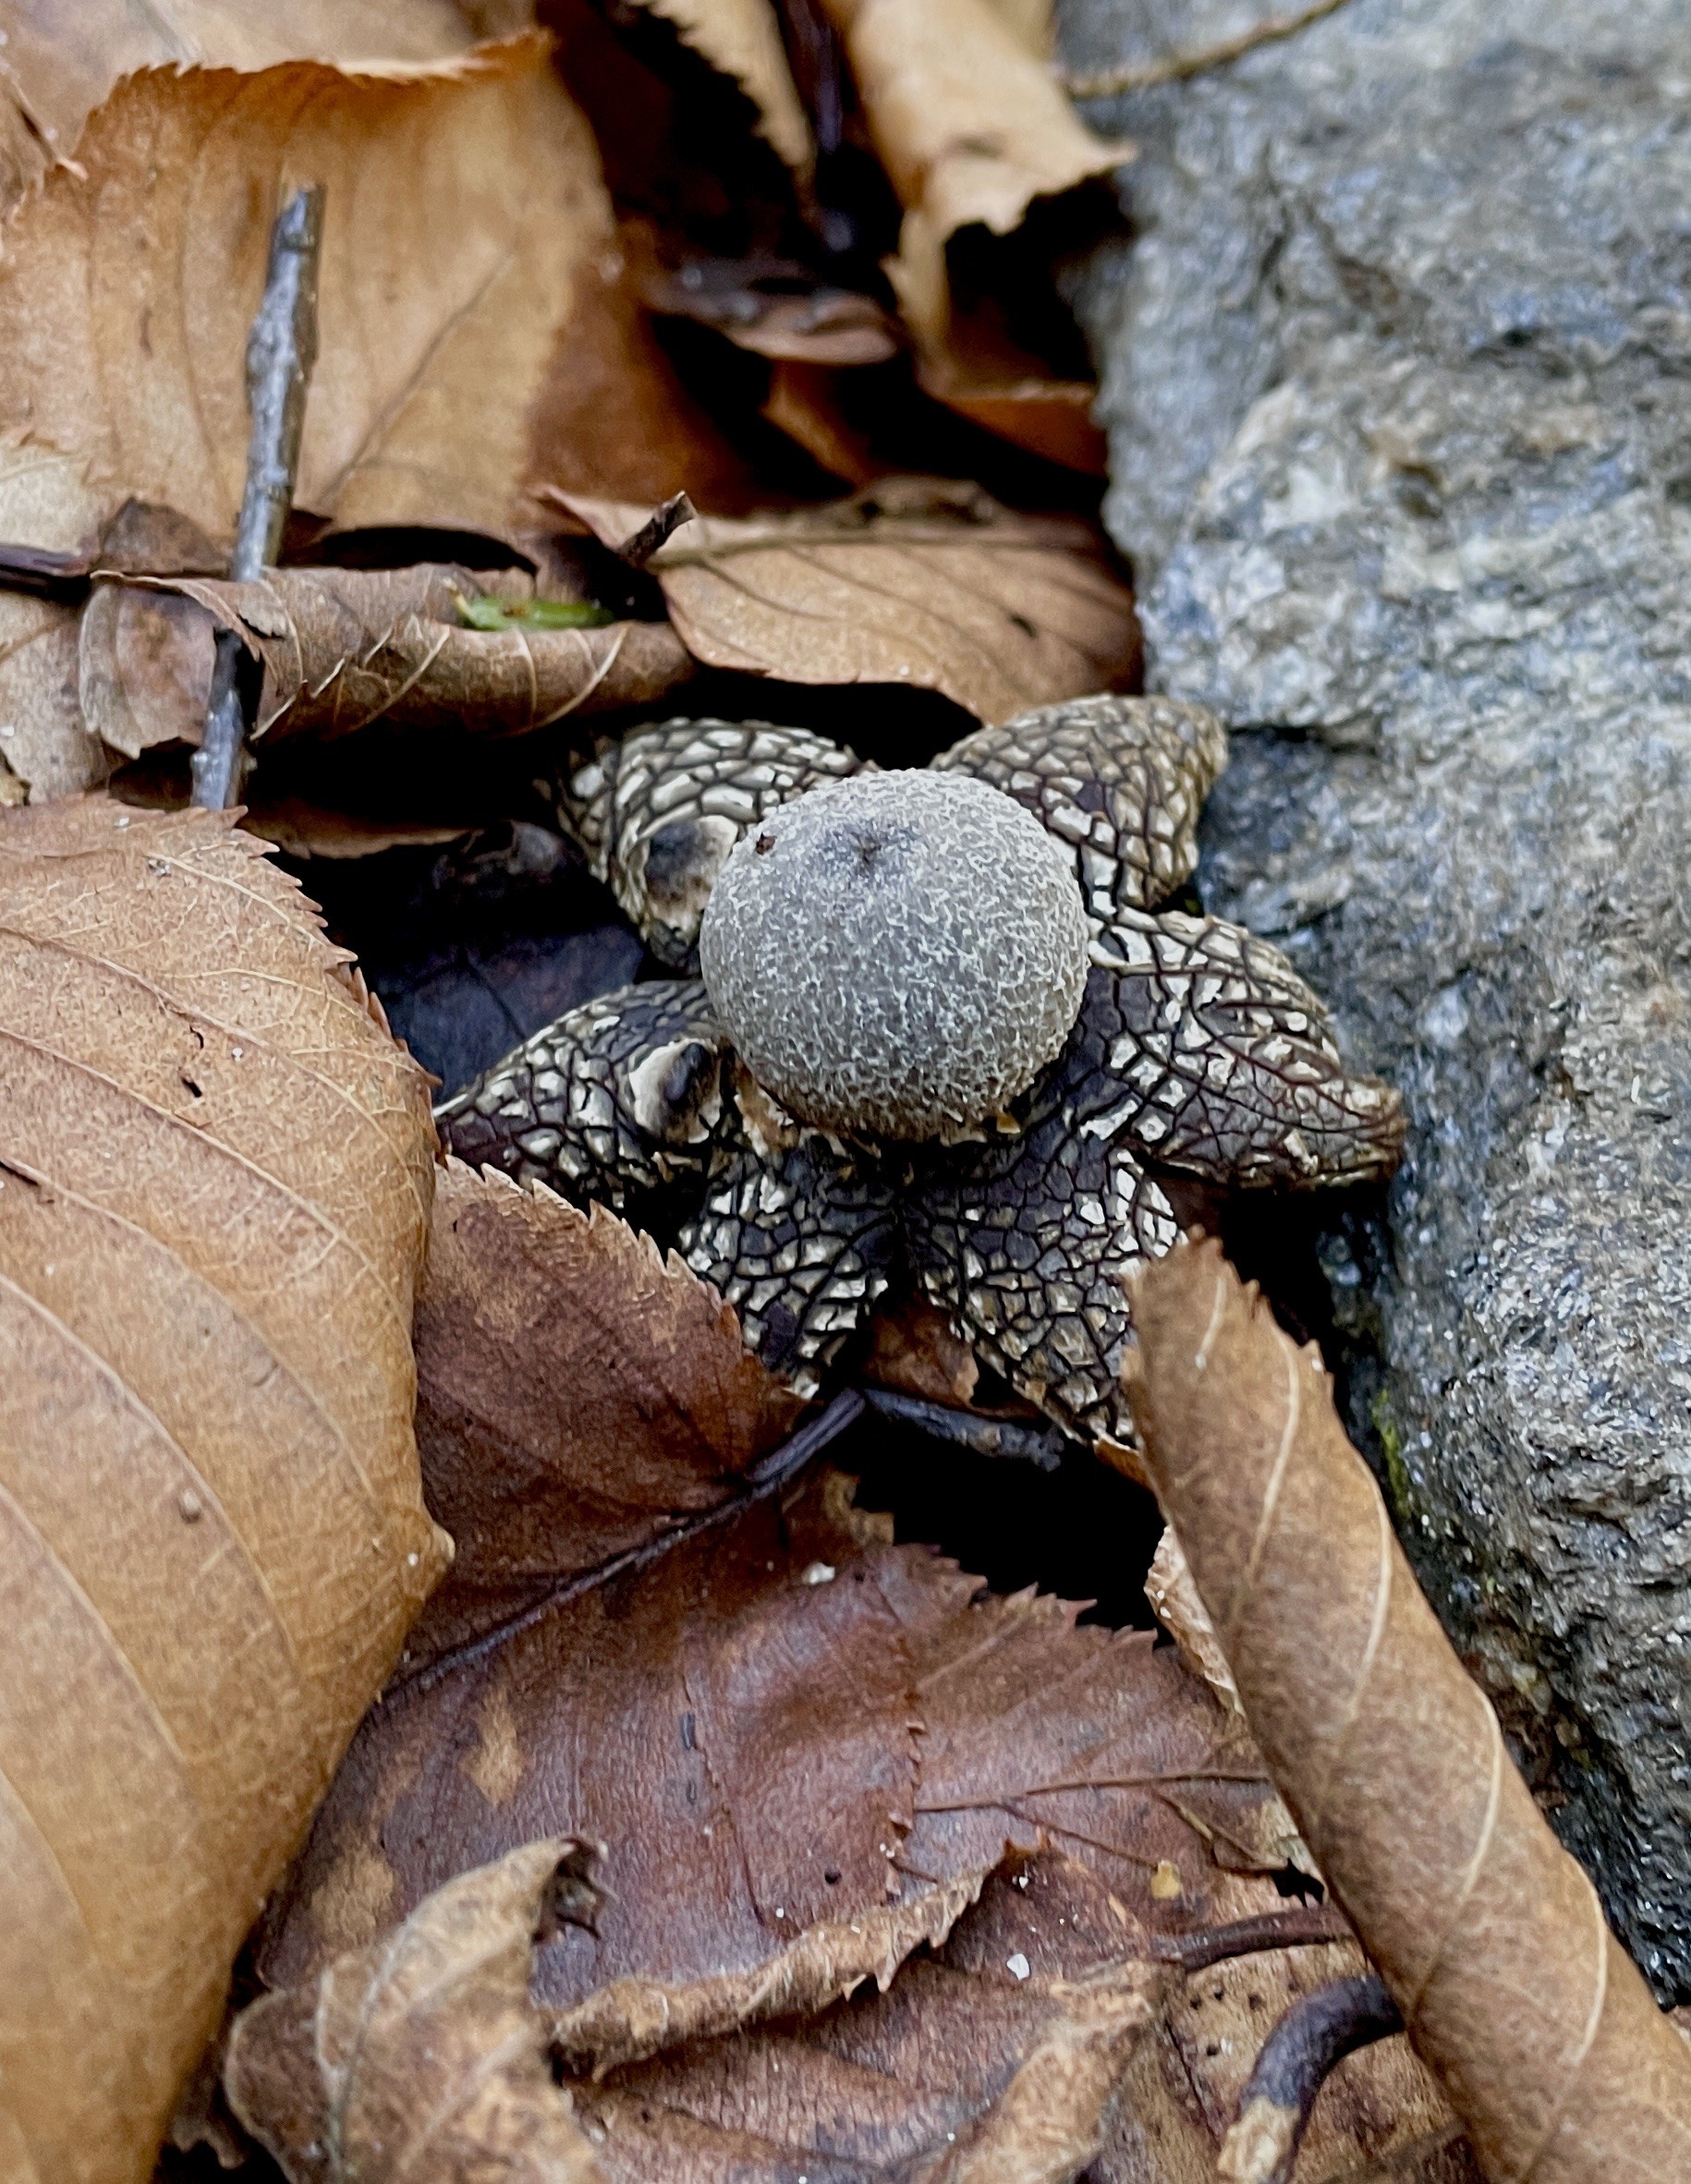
[456,594,615,631]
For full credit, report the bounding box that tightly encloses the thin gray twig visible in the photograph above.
[191,183,323,810]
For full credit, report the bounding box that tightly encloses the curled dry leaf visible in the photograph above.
[0,35,741,551]
[817,0,1127,467]
[0,441,113,802]
[552,480,1140,725]
[232,1839,1154,2184]
[226,1838,605,2184]
[0,795,448,2184]
[1124,1237,1691,2183]
[622,0,813,173]
[79,565,693,756]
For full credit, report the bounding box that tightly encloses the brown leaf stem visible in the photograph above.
[1219,1972,1405,2183]
[1150,1907,1353,1972]
[1125,1237,1691,2181]
[192,185,322,811]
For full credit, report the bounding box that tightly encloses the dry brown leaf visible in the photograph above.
[0,795,448,2183]
[412,1159,802,1659]
[79,565,692,756]
[863,1292,982,1406]
[551,480,1140,725]
[0,36,728,549]
[0,0,519,212]
[622,0,813,173]
[567,1851,1160,2184]
[761,359,891,486]
[1125,1237,1691,2182]
[226,1838,605,2184]
[1145,1523,1243,1717]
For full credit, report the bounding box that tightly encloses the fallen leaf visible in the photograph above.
[412,1159,802,1658]
[550,479,1140,724]
[0,36,736,548]
[863,1291,982,1406]
[79,565,693,756]
[226,1838,605,2184]
[566,1851,1160,2183]
[816,0,1127,467]
[1125,1237,1691,2180]
[761,359,891,486]
[0,795,448,2183]
[257,1454,1301,2027]
[1144,1523,1242,1718]
[0,0,508,212]
[0,439,119,801]
[622,0,813,173]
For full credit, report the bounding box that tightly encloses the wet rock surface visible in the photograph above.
[1065,0,1691,1992]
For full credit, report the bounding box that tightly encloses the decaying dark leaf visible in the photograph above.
[226,1838,605,2184]
[412,1159,802,1657]
[257,1448,1302,2020]
[550,479,1139,724]
[566,1852,1160,2184]
[79,565,692,755]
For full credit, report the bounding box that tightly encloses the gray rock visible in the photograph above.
[1064,0,1691,1994]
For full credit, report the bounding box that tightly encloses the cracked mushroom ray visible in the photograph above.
[437,696,1404,1438]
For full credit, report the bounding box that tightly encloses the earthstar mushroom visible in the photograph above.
[441,696,1405,1433]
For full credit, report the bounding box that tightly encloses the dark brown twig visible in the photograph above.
[613,491,697,570]
[1151,1906,1351,1972]
[1060,0,1353,101]
[1218,1972,1405,2183]
[191,184,323,810]
[860,1385,1071,1468]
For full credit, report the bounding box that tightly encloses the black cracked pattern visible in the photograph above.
[433,979,731,1210]
[678,1132,901,1398]
[905,1036,1180,1446]
[554,719,867,968]
[934,694,1228,927]
[1089,911,1405,1186]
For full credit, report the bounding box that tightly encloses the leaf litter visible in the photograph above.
[0,6,1656,2182]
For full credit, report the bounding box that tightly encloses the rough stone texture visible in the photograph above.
[1065,0,1691,1994]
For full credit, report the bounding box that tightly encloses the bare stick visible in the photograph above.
[1150,1905,1351,1973]
[191,184,323,811]
[613,491,697,570]
[1218,1972,1404,2184]
[860,1385,1071,1468]
[1061,0,1353,101]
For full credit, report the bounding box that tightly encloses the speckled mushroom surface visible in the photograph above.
[443,694,1406,1431]
[699,770,1090,1142]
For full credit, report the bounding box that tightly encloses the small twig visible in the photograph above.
[1060,0,1353,101]
[612,491,697,570]
[386,1388,865,1704]
[1218,1972,1405,2184]
[861,1385,1073,1469]
[1150,1905,1351,1972]
[191,183,323,811]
